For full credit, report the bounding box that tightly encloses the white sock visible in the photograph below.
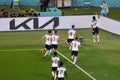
[52,71,54,77]
[44,50,49,56]
[71,56,74,60]
[49,50,52,55]
[54,73,57,80]
[74,57,77,64]
[97,35,100,43]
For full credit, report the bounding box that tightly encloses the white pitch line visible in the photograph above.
[0,49,96,80]
[0,49,39,52]
[56,51,96,80]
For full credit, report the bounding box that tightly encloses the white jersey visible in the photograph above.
[57,66,66,78]
[91,20,99,28]
[91,16,100,28]
[71,40,80,51]
[68,29,76,39]
[51,56,60,67]
[51,34,59,45]
[45,34,52,45]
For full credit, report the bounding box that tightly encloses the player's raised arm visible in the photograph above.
[39,35,45,42]
[95,12,100,19]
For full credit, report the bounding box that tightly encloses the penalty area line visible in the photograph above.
[56,50,96,80]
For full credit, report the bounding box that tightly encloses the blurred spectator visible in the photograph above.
[31,11,38,17]
[24,10,30,17]
[100,1,109,17]
[0,9,5,18]
[15,13,20,17]
[0,8,39,18]
[8,12,13,17]
[39,0,50,12]
[3,12,8,18]
[11,0,20,9]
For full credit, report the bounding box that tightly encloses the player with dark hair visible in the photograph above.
[51,30,59,52]
[51,52,60,80]
[70,36,81,64]
[39,30,52,57]
[57,62,68,80]
[66,25,76,49]
[91,16,100,44]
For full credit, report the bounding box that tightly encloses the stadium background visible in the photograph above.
[0,0,120,80]
[0,0,120,7]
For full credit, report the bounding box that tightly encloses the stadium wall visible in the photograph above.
[0,0,120,7]
[0,15,120,35]
[0,15,92,31]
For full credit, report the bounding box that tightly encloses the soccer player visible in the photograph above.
[91,16,100,44]
[70,36,81,64]
[51,52,60,80]
[66,25,76,49]
[100,1,109,17]
[51,30,59,52]
[57,62,68,80]
[39,30,52,57]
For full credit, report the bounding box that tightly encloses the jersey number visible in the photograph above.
[60,70,63,74]
[74,42,77,48]
[70,32,73,36]
[47,38,50,41]
[53,37,56,41]
[54,59,58,64]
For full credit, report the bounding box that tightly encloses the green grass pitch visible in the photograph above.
[0,29,120,80]
[0,5,120,80]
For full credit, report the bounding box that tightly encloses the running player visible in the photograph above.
[51,30,59,52]
[51,52,60,80]
[57,62,68,80]
[67,25,76,49]
[91,16,100,44]
[70,36,81,64]
[39,30,52,57]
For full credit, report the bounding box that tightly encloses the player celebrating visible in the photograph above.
[51,30,59,52]
[51,52,60,80]
[91,16,100,44]
[70,36,81,64]
[39,30,52,57]
[67,25,76,49]
[57,62,68,80]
